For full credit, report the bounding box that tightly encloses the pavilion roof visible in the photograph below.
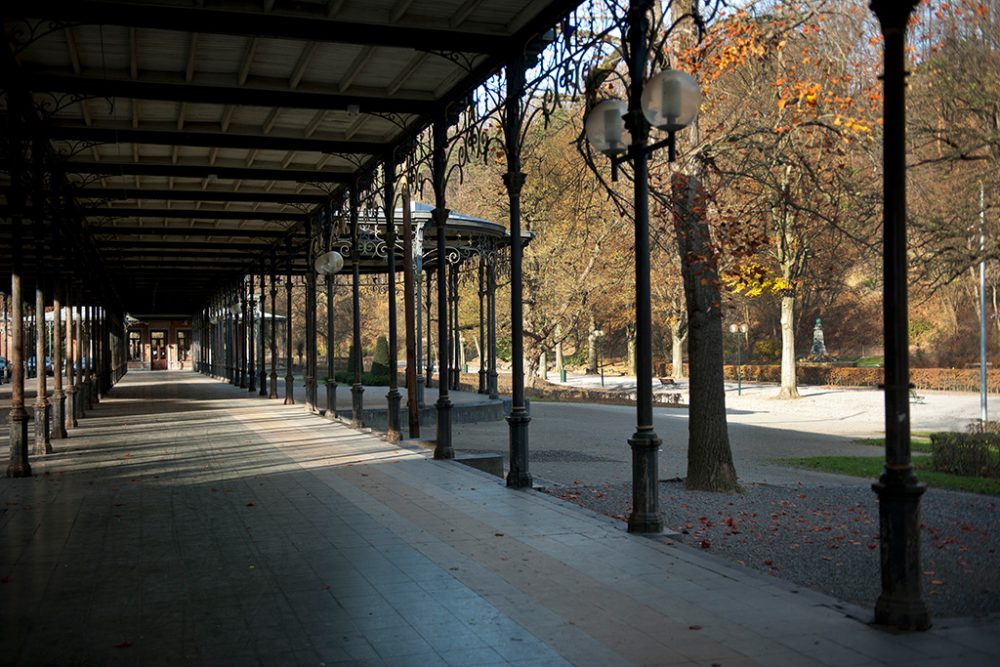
[0,0,578,313]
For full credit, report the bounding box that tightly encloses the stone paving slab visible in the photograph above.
[2,370,998,666]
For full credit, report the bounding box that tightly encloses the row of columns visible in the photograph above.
[6,284,124,478]
[194,58,531,489]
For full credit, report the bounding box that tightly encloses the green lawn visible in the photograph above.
[855,355,884,368]
[853,434,933,453]
[780,455,1000,496]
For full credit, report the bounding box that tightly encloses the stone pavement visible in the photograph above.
[2,371,998,666]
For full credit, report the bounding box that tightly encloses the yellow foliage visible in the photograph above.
[724,263,795,297]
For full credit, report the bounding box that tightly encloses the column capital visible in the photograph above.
[870,0,919,34]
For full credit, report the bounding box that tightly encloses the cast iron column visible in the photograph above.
[259,266,268,396]
[430,119,454,459]
[622,0,663,533]
[325,255,338,420]
[402,181,420,437]
[384,159,402,442]
[425,274,433,390]
[305,219,318,412]
[248,273,256,392]
[82,305,93,410]
[487,257,499,400]
[239,279,248,388]
[269,256,279,399]
[504,55,531,487]
[450,262,460,390]
[284,249,295,405]
[74,294,85,420]
[6,170,30,476]
[51,283,67,439]
[349,186,364,427]
[34,270,50,456]
[65,290,77,428]
[478,257,487,393]
[870,0,930,631]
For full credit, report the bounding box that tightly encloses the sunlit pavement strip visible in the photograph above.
[2,371,998,666]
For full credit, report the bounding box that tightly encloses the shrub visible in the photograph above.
[334,370,389,386]
[753,338,781,361]
[370,335,390,376]
[930,432,1000,478]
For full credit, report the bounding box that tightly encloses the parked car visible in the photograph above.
[26,356,54,376]
[0,356,7,382]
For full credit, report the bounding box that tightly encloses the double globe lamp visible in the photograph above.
[584,69,700,165]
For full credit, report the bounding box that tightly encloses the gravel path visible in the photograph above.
[544,479,1000,619]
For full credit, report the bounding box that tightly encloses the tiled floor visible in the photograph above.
[2,371,997,666]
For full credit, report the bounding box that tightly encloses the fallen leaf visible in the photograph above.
[113,641,132,649]
[689,625,702,630]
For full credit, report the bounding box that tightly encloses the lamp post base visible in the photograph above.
[627,431,663,534]
[434,396,453,460]
[506,408,532,488]
[873,471,931,631]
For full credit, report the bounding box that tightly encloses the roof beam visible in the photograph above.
[46,124,383,154]
[73,187,328,205]
[84,225,295,238]
[8,1,507,53]
[58,160,351,182]
[27,73,435,114]
[97,241,274,252]
[82,207,306,222]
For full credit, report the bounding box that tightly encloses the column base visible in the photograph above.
[7,409,32,477]
[872,470,931,631]
[434,396,453,460]
[350,384,364,428]
[627,430,664,534]
[34,402,52,455]
[506,408,531,488]
[325,381,338,420]
[259,372,267,396]
[284,375,295,405]
[269,373,278,399]
[65,390,78,428]
[415,376,425,409]
[74,384,86,420]
[51,394,68,439]
[386,388,402,443]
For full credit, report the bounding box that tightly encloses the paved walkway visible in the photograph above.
[2,371,997,666]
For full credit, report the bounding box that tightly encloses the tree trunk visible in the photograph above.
[672,173,740,492]
[670,321,686,380]
[627,332,636,375]
[539,350,547,380]
[587,315,598,374]
[777,294,800,399]
[555,325,564,372]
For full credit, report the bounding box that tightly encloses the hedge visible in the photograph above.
[708,364,1000,393]
[930,432,1000,478]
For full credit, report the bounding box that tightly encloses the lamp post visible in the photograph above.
[584,0,700,534]
[315,248,344,419]
[728,323,748,396]
[870,0,930,631]
[594,328,605,387]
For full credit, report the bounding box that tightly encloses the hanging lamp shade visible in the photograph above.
[314,250,345,276]
[640,69,700,132]
[584,99,631,157]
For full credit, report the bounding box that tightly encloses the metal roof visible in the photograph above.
[1,0,580,313]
